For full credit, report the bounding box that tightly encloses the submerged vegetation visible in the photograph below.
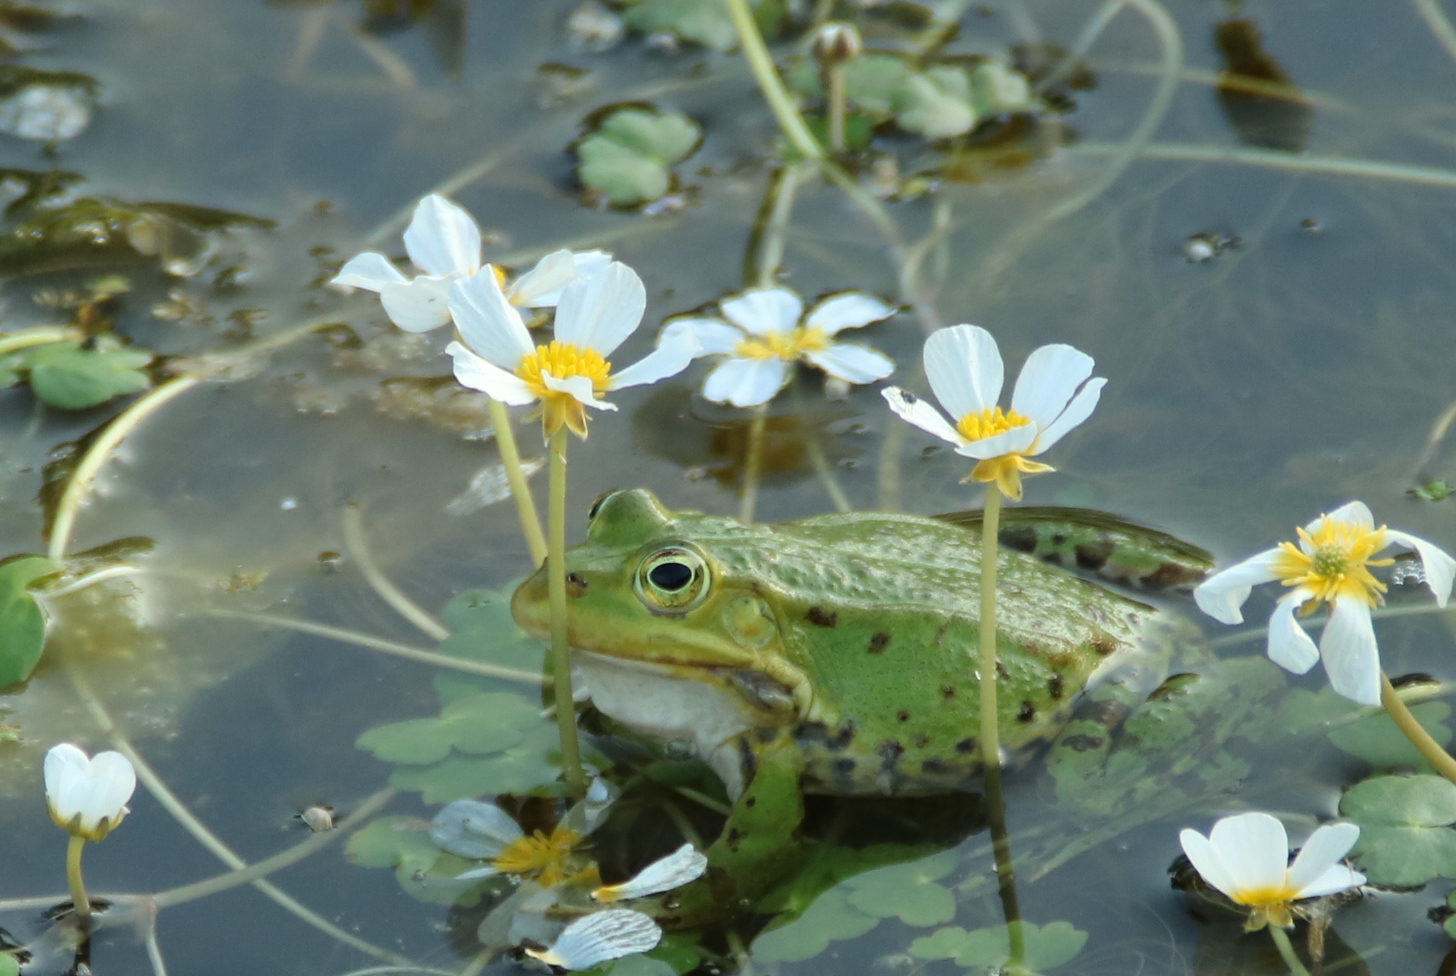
[4,0,1456,974]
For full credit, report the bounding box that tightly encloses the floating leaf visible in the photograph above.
[969,62,1037,118]
[387,723,561,802]
[576,108,701,207]
[843,55,914,116]
[1340,774,1456,886]
[344,816,481,905]
[843,851,957,926]
[438,586,546,673]
[1328,701,1451,771]
[750,887,879,963]
[0,555,56,688]
[21,335,151,409]
[0,954,15,976]
[1445,889,1456,939]
[895,67,976,139]
[910,921,1088,973]
[618,0,782,51]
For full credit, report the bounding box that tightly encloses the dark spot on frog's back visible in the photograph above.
[868,632,890,654]
[726,827,743,852]
[998,525,1038,552]
[896,709,910,722]
[1075,540,1114,572]
[1017,701,1036,723]
[832,757,856,775]
[1091,634,1118,656]
[940,684,956,700]
[878,740,904,765]
[1048,674,1064,700]
[806,606,838,627]
[922,758,951,775]
[795,720,856,750]
[955,737,977,754]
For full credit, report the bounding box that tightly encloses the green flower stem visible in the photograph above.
[66,834,91,920]
[0,325,74,357]
[825,64,847,152]
[488,398,548,567]
[723,0,824,161]
[548,427,587,799]
[978,482,1004,773]
[982,761,1026,974]
[48,376,202,560]
[1266,924,1312,976]
[1381,671,1456,786]
[740,405,768,523]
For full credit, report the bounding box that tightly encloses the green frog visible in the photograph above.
[509,489,1282,921]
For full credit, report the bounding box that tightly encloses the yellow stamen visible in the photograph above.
[492,825,582,888]
[735,326,828,362]
[954,408,1045,501]
[1272,515,1392,612]
[956,406,1032,442]
[1230,884,1300,931]
[515,341,613,439]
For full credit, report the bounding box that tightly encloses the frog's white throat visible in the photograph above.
[572,649,764,797]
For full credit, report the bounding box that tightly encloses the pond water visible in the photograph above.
[4,0,1456,973]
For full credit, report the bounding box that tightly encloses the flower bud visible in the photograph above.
[813,22,862,66]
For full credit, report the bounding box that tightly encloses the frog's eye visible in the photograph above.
[635,546,710,614]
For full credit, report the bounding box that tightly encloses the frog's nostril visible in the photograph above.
[566,572,588,595]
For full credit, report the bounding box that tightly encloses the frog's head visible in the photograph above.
[512,488,785,671]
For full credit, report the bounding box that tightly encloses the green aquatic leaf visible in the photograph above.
[843,850,957,926]
[1445,889,1456,938]
[894,66,976,139]
[1341,774,1456,886]
[1328,701,1451,771]
[358,717,454,765]
[0,954,16,976]
[843,54,914,116]
[1411,480,1452,501]
[577,108,701,207]
[344,816,481,905]
[0,554,56,688]
[22,336,151,409]
[438,586,546,673]
[358,692,540,764]
[969,62,1037,118]
[910,921,1088,973]
[388,723,561,802]
[618,0,782,51]
[750,887,879,963]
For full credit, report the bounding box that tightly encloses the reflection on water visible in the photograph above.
[2,0,1456,973]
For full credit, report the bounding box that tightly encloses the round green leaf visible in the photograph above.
[576,108,701,207]
[844,851,958,926]
[1329,702,1451,770]
[1341,774,1456,886]
[620,0,736,51]
[0,555,56,688]
[24,336,151,409]
[750,887,879,963]
[894,67,976,139]
[357,717,452,765]
[912,921,1088,973]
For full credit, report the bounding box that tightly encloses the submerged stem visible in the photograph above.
[978,483,1004,772]
[342,503,449,641]
[0,325,74,357]
[740,406,768,523]
[1266,924,1313,976]
[548,428,587,799]
[723,0,823,161]
[66,834,91,920]
[1381,671,1456,786]
[489,398,548,566]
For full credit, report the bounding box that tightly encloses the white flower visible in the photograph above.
[1179,812,1365,931]
[524,909,662,970]
[44,743,136,842]
[446,258,698,438]
[592,843,708,902]
[1193,501,1456,706]
[432,780,616,886]
[881,324,1104,501]
[659,287,896,408]
[330,193,609,333]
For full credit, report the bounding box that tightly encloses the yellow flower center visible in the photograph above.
[735,327,828,362]
[1273,516,1392,611]
[514,341,613,438]
[1229,883,1300,931]
[492,825,582,888]
[955,406,1031,442]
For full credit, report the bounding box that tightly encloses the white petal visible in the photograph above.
[1321,596,1382,706]
[1179,829,1239,900]
[1030,377,1105,455]
[542,372,615,411]
[924,325,1002,420]
[882,387,962,445]
[44,743,88,819]
[1317,501,1375,533]
[720,288,803,337]
[82,752,135,826]
[1385,529,1456,607]
[953,422,1038,461]
[1267,588,1320,675]
[331,251,407,291]
[380,277,453,333]
[447,342,537,405]
[1193,548,1284,625]
[1287,823,1360,895]
[610,332,699,390]
[507,250,578,308]
[561,778,619,837]
[453,864,504,882]
[1209,812,1289,897]
[448,273,534,370]
[430,799,524,860]
[804,292,896,335]
[593,844,708,902]
[1294,863,1366,899]
[572,250,613,277]
[659,318,744,357]
[402,194,481,277]
[701,357,787,407]
[554,261,645,357]
[803,342,895,384]
[528,910,663,970]
[1009,344,1094,429]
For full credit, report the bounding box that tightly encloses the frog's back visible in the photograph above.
[703,510,1154,795]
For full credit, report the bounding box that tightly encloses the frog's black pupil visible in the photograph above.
[650,561,694,591]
